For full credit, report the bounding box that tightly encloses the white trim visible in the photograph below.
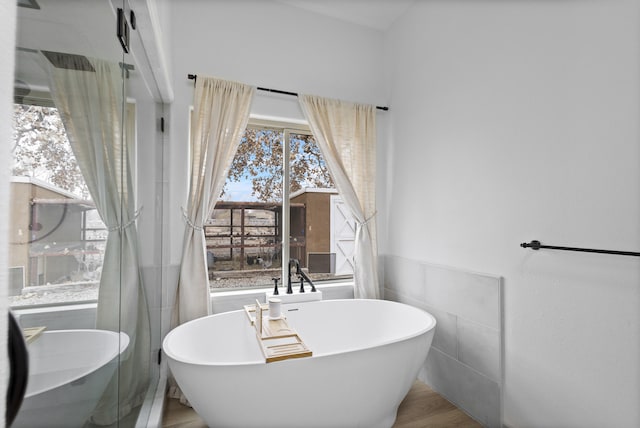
[250,114,308,128]
[289,187,338,199]
[135,370,167,428]
[282,129,291,283]
[247,117,312,135]
[128,0,173,102]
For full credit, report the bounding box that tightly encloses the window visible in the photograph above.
[207,120,355,290]
[9,103,107,306]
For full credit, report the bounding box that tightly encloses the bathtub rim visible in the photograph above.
[163,298,436,367]
[25,329,129,398]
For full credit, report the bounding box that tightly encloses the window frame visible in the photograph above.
[208,117,353,292]
[9,99,138,308]
[237,119,315,288]
[9,101,101,308]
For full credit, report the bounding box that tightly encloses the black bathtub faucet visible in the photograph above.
[287,259,317,294]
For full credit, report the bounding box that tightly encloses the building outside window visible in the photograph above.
[9,110,356,305]
[207,120,355,291]
[9,103,107,307]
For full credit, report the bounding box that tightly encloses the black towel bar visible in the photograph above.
[520,240,640,257]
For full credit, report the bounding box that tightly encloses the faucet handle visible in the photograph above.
[271,277,279,295]
[298,275,305,293]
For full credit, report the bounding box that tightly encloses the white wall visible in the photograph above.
[167,0,387,259]
[384,1,640,427]
[162,0,388,334]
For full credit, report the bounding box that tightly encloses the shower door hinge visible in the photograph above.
[117,8,130,53]
[157,349,162,365]
[160,117,165,133]
[130,10,137,30]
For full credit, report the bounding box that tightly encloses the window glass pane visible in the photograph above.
[209,124,355,291]
[9,104,105,306]
[289,133,355,283]
[208,128,283,290]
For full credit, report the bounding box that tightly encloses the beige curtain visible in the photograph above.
[174,77,255,325]
[45,56,150,424]
[298,94,379,299]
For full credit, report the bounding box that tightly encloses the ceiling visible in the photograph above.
[277,0,415,31]
[14,0,413,102]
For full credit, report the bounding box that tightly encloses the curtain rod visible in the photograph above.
[187,74,389,111]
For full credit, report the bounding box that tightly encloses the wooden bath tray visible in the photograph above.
[22,326,46,344]
[244,301,312,363]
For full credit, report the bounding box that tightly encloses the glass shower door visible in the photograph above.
[10,0,135,426]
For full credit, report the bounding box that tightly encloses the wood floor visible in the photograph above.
[162,380,481,428]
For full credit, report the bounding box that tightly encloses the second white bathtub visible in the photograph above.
[13,329,129,428]
[163,299,436,428]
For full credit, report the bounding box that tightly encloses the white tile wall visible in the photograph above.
[384,255,426,302]
[423,264,501,329]
[384,255,503,428]
[425,304,458,359]
[458,317,501,383]
[422,348,501,428]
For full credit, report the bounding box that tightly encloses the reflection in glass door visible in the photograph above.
[10,0,156,426]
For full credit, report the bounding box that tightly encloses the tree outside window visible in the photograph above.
[208,123,354,290]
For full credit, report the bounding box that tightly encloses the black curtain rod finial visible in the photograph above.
[521,240,541,250]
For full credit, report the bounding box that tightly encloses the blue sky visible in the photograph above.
[223,179,257,202]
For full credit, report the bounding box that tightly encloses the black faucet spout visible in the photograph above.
[287,259,299,294]
[296,265,317,293]
[287,258,316,293]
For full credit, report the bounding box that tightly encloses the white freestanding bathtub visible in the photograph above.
[163,299,436,428]
[12,329,130,428]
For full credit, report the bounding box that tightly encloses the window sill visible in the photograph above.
[12,282,356,328]
[13,302,98,330]
[210,281,355,314]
